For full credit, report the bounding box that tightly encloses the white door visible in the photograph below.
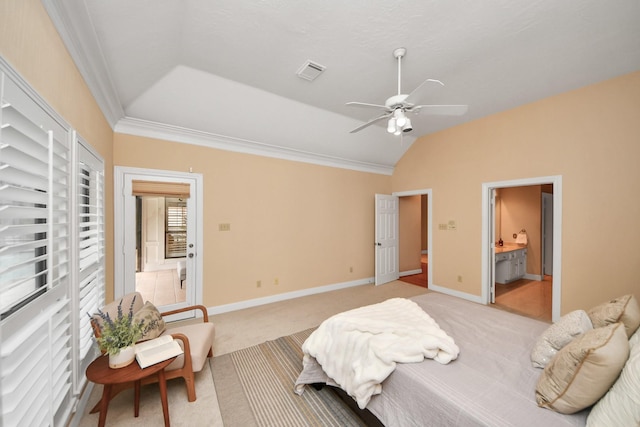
[490,189,497,303]
[375,194,399,285]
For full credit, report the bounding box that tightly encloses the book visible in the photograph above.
[135,335,184,369]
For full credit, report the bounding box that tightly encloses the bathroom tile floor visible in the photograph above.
[494,275,552,322]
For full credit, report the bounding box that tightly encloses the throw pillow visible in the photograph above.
[133,301,166,340]
[630,328,639,350]
[535,322,629,414]
[587,294,640,338]
[530,310,593,368]
[586,332,640,426]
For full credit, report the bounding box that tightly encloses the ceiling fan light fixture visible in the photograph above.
[402,118,412,133]
[387,117,397,133]
[394,109,407,127]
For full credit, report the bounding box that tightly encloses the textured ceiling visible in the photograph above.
[46,0,640,172]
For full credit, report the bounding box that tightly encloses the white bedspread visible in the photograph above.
[294,297,459,408]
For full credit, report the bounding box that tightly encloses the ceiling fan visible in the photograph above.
[346,47,468,135]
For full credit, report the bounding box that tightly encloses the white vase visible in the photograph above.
[109,345,136,369]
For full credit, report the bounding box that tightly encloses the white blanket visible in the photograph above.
[294,297,459,409]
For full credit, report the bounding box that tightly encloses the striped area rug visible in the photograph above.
[211,328,368,427]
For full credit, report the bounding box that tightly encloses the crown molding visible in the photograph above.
[41,0,124,128]
[115,117,394,175]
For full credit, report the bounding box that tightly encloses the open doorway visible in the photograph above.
[399,194,428,288]
[482,176,562,322]
[135,194,187,307]
[375,189,432,287]
[114,166,204,320]
[492,185,553,321]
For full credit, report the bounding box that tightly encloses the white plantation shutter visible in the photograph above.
[0,64,79,426]
[74,139,104,391]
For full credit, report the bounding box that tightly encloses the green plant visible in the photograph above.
[91,296,144,356]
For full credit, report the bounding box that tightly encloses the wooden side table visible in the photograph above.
[86,355,176,427]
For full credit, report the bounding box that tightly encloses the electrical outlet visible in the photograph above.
[349,266,353,273]
[274,278,279,285]
[457,275,463,283]
[219,223,231,231]
[256,280,261,288]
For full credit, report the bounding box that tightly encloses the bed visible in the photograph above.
[295,292,590,427]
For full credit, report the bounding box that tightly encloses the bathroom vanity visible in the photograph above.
[495,246,527,284]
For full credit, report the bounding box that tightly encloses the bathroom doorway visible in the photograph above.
[482,176,562,322]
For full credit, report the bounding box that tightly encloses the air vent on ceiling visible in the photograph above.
[296,60,326,81]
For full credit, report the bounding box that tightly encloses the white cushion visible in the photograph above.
[587,331,640,426]
[531,310,592,368]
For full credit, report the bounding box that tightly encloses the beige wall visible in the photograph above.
[399,195,422,272]
[1,0,115,299]
[498,186,542,276]
[392,71,640,314]
[114,133,391,306]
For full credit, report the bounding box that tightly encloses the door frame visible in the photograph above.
[114,166,204,315]
[481,175,562,321]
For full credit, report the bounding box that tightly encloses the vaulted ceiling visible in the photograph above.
[45,0,640,173]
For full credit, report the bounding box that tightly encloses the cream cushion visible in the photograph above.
[630,328,640,349]
[535,322,629,414]
[162,322,215,372]
[586,328,640,426]
[531,310,593,368]
[587,294,640,338]
[133,301,166,340]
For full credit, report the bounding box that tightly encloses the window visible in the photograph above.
[0,60,104,426]
[0,80,69,319]
[74,139,105,392]
[165,197,187,258]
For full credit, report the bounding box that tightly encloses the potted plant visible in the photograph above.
[92,296,144,368]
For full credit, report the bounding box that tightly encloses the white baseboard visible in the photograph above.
[207,277,375,315]
[525,273,543,281]
[428,284,483,304]
[400,268,422,277]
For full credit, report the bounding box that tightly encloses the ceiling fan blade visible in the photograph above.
[345,101,389,110]
[349,112,392,133]
[411,104,468,116]
[403,78,444,106]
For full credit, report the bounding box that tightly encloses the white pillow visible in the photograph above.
[586,331,640,426]
[530,310,593,368]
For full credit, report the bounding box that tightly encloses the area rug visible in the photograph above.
[210,328,369,427]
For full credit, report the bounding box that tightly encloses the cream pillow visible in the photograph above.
[133,301,166,340]
[630,328,639,349]
[587,294,640,338]
[586,332,640,426]
[535,322,629,414]
[531,310,593,368]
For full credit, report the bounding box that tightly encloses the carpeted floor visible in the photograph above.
[211,328,368,427]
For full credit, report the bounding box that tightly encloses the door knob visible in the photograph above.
[188,253,194,258]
